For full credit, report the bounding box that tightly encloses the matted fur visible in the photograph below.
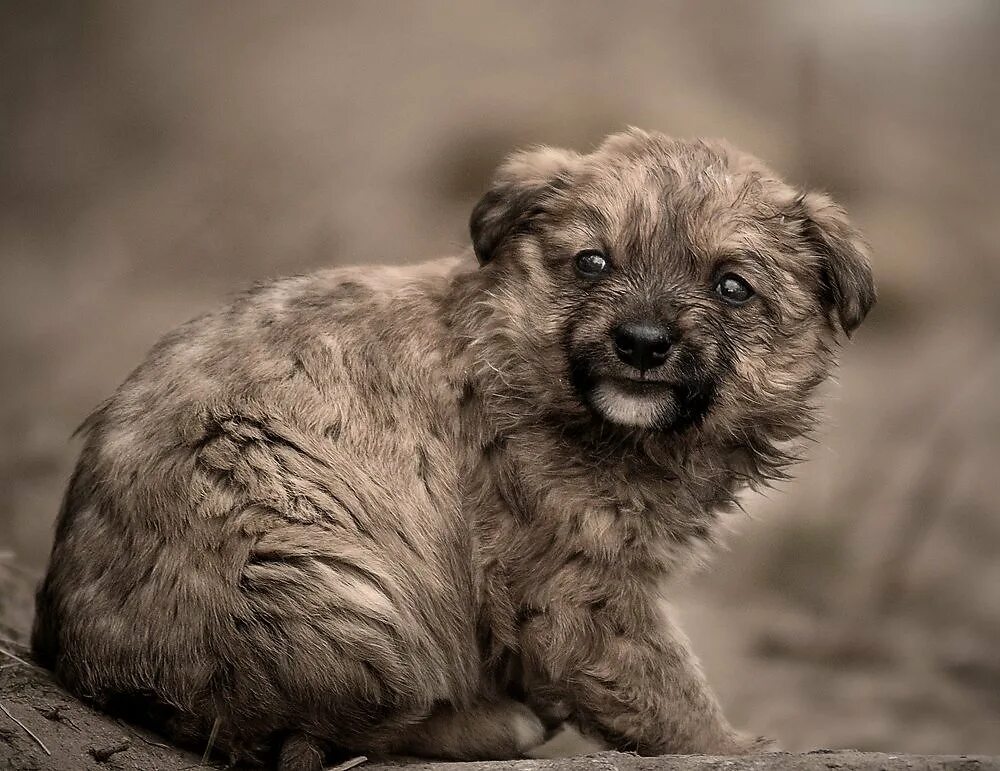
[33,129,874,768]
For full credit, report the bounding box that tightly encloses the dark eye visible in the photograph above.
[715,273,755,305]
[574,249,610,278]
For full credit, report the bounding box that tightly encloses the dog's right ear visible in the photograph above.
[469,146,581,265]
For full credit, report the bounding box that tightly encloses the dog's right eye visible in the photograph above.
[574,250,611,278]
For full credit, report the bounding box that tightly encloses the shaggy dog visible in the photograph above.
[33,129,875,769]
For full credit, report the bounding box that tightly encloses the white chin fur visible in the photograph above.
[590,381,665,428]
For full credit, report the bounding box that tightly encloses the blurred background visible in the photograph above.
[2,0,998,756]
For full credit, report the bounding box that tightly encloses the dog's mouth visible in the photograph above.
[609,374,670,389]
[601,375,675,404]
[568,354,715,432]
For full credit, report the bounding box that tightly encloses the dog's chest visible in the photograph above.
[466,427,726,679]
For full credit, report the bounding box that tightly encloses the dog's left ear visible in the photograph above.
[794,191,876,337]
[469,146,581,265]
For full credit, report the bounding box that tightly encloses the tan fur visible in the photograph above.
[33,129,874,767]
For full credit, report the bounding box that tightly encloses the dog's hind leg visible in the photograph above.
[388,699,546,760]
[278,732,327,771]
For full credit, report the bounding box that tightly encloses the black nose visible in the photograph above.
[612,322,673,373]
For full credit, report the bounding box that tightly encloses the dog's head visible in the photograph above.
[468,129,874,446]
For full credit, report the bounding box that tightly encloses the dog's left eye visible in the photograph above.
[574,250,611,278]
[715,273,755,305]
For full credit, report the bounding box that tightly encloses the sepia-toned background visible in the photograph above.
[2,0,998,756]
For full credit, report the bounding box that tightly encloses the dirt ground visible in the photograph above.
[2,1,999,761]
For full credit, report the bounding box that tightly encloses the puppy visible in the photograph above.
[33,129,874,769]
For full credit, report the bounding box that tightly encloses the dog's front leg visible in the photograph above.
[520,599,770,756]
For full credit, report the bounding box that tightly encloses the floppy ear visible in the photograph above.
[795,191,876,337]
[469,146,581,265]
